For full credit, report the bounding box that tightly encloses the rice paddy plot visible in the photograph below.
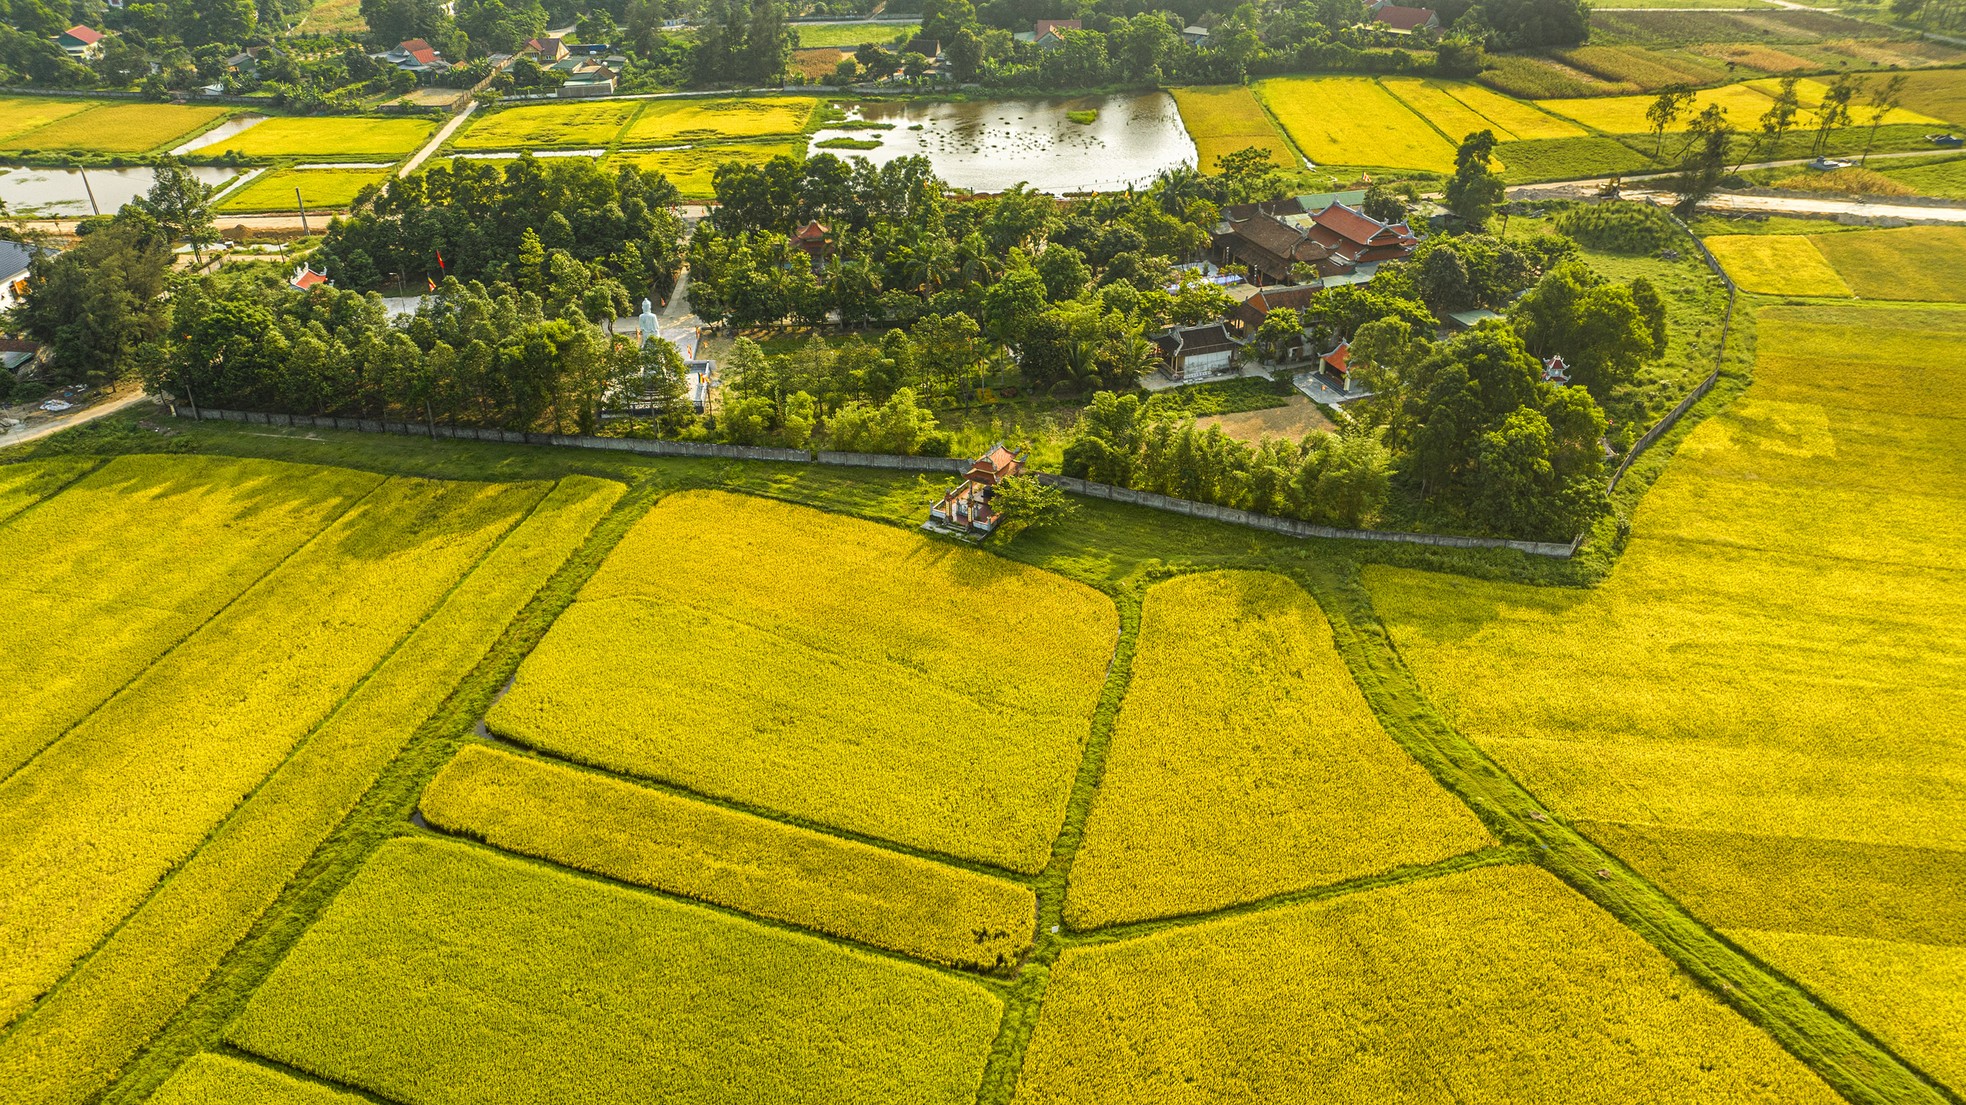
[452,100,640,149]
[621,96,820,144]
[228,837,1004,1105]
[421,744,1038,970]
[1016,865,1843,1104]
[1808,225,1966,301]
[792,21,918,48]
[187,115,434,160]
[216,167,394,213]
[1880,155,1966,199]
[1742,77,1947,128]
[1169,85,1297,172]
[0,456,96,527]
[1435,80,1586,140]
[1382,76,1526,143]
[0,476,622,1105]
[0,102,232,155]
[1497,136,1656,183]
[613,141,802,198]
[0,454,381,781]
[1535,81,1785,135]
[1553,45,1731,92]
[1702,233,1852,296]
[149,1054,368,1105]
[1065,571,1490,929]
[0,97,93,143]
[0,474,546,1032]
[1855,68,1966,126]
[1477,55,1605,100]
[487,491,1116,874]
[1254,76,1459,173]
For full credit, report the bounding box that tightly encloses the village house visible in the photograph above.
[289,263,330,292]
[1180,25,1211,45]
[382,38,448,73]
[1370,0,1441,34]
[1319,338,1355,391]
[55,25,104,62]
[1214,199,1417,286]
[1152,322,1245,382]
[2,241,50,313]
[930,442,1025,534]
[525,36,568,63]
[1015,19,1081,50]
[1229,284,1320,360]
[224,45,283,77]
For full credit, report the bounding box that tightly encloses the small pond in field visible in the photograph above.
[170,113,269,155]
[0,164,238,216]
[807,93,1197,193]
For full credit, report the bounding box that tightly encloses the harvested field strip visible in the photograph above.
[0,457,98,528]
[0,455,381,781]
[1703,233,1852,296]
[1809,225,1966,302]
[1383,76,1523,142]
[215,167,395,213]
[228,837,1005,1105]
[793,21,918,47]
[422,744,1037,970]
[622,97,820,144]
[0,475,546,1031]
[0,103,232,154]
[149,1054,368,1105]
[0,476,620,1105]
[451,100,640,149]
[1016,865,1843,1103]
[1477,55,1606,100]
[1497,136,1655,183]
[1554,44,1728,91]
[188,116,434,160]
[1254,76,1459,172]
[1064,571,1490,929]
[487,490,1117,874]
[1726,929,1966,1095]
[0,97,93,143]
[1169,85,1297,171]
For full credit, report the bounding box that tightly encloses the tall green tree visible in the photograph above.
[1444,130,1506,227]
[134,158,218,263]
[11,212,172,387]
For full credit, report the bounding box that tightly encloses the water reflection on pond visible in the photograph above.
[172,113,268,155]
[808,93,1197,194]
[0,164,238,216]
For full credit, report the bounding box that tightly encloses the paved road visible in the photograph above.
[401,103,478,179]
[1,389,156,448]
[1637,188,1966,221]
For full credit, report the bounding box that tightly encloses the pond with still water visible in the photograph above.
[808,93,1197,193]
[0,164,238,216]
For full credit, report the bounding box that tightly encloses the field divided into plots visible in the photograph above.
[1169,85,1298,171]
[216,167,396,213]
[487,490,1117,874]
[1368,302,1966,1095]
[0,100,231,154]
[187,116,434,160]
[1705,225,1966,300]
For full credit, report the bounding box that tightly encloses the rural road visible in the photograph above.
[1657,189,1966,220]
[1,389,156,448]
[401,103,478,178]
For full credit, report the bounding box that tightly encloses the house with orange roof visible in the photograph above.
[930,442,1026,534]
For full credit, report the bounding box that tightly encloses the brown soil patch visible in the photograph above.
[1195,394,1334,443]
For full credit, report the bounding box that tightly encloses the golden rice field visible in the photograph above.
[1381,77,1585,144]
[1367,303,1966,1095]
[488,490,1117,873]
[421,744,1038,970]
[1254,75,1460,172]
[1702,233,1853,296]
[1015,865,1841,1104]
[1065,571,1490,929]
[1538,78,1942,135]
[226,837,1005,1105]
[0,475,622,1105]
[1808,225,1966,301]
[1169,86,1298,172]
[613,141,802,198]
[0,102,232,154]
[215,167,395,213]
[621,96,820,144]
[0,97,93,143]
[187,116,434,160]
[151,1054,365,1105]
[452,100,641,149]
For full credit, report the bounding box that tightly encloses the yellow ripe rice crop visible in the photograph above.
[0,457,96,526]
[1725,929,1966,1095]
[1169,86,1297,172]
[1535,81,1784,135]
[228,838,1004,1105]
[1365,303,1966,1092]
[216,167,396,213]
[1807,225,1966,302]
[423,744,1037,970]
[1742,77,1945,128]
[1702,233,1852,296]
[0,97,93,143]
[0,103,232,154]
[1383,76,1520,143]
[488,490,1117,873]
[150,1054,368,1105]
[1436,80,1587,140]
[188,116,435,160]
[452,100,640,149]
[1065,571,1490,929]
[1254,76,1459,172]
[0,476,621,1105]
[0,455,381,780]
[621,96,820,144]
[1015,865,1842,1104]
[0,474,547,1031]
[614,142,802,199]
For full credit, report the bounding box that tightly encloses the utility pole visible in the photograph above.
[79,168,100,217]
[296,187,310,237]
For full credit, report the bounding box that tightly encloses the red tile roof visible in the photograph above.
[63,24,104,43]
[1034,19,1082,35]
[793,220,830,242]
[409,46,439,65]
[290,264,329,291]
[1373,5,1437,31]
[1322,340,1351,374]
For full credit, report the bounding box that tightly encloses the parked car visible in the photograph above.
[1809,157,1853,170]
[1927,133,1965,146]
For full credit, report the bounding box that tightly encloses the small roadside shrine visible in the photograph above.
[929,442,1025,535]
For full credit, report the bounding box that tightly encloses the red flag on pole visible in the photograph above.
[436,250,445,271]
[427,276,437,292]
